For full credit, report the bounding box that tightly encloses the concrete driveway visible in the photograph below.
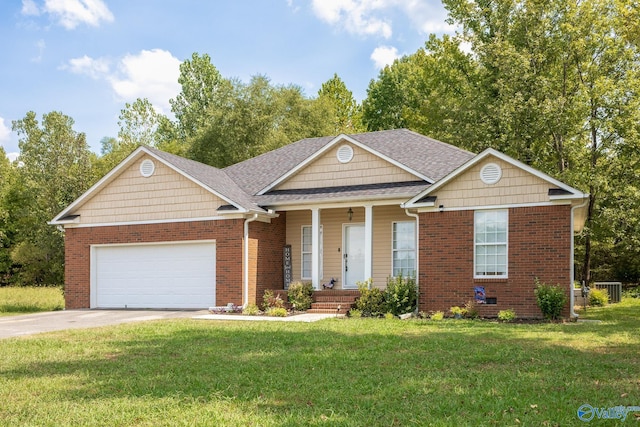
[0,309,206,339]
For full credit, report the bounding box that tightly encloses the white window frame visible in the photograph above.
[474,210,508,278]
[392,221,416,278]
[301,225,322,280]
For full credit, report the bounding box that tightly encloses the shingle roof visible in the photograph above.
[223,135,335,196]
[146,147,266,213]
[224,129,474,198]
[348,129,475,182]
[154,130,475,210]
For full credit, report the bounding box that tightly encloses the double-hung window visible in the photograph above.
[392,221,416,277]
[474,210,508,277]
[301,225,322,279]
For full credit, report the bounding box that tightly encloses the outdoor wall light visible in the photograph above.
[348,207,353,221]
[439,205,444,212]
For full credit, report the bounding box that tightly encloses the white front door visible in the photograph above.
[343,224,365,289]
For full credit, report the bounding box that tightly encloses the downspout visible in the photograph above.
[570,199,589,319]
[243,214,259,308]
[404,208,420,314]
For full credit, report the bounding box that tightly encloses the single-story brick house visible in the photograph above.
[51,129,589,318]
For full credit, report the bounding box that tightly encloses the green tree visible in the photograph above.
[364,0,640,283]
[318,73,364,134]
[188,75,333,168]
[11,111,93,285]
[170,52,233,141]
[118,98,163,148]
[0,148,18,284]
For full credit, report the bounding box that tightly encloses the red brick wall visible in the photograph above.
[249,212,286,304]
[418,205,572,318]
[64,220,244,309]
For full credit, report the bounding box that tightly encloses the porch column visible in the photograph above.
[311,207,321,290]
[364,204,373,281]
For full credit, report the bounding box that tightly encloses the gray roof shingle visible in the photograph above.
[224,129,474,197]
[147,147,266,212]
[151,130,475,209]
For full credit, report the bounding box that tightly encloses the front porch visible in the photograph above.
[282,205,418,291]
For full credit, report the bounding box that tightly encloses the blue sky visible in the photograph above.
[0,0,453,158]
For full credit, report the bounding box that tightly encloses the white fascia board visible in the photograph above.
[267,198,408,212]
[60,214,251,228]
[414,200,572,213]
[257,134,433,195]
[404,148,588,207]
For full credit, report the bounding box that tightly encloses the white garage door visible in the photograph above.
[92,241,216,309]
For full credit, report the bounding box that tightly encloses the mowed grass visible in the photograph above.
[0,286,64,316]
[1,301,639,426]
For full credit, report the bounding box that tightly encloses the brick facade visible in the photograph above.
[419,205,572,318]
[64,220,244,309]
[247,212,287,305]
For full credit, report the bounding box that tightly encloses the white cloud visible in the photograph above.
[0,117,11,145]
[31,39,46,63]
[108,49,181,114]
[43,0,114,29]
[6,152,20,163]
[63,54,110,79]
[21,0,40,15]
[311,0,392,38]
[370,45,399,69]
[310,0,454,38]
[62,49,181,114]
[394,0,455,35]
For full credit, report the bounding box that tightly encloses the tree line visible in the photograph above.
[1,0,638,288]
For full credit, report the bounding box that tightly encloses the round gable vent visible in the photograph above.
[337,144,354,163]
[480,163,502,185]
[140,159,155,177]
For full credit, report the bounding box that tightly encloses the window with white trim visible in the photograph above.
[392,221,416,277]
[474,210,508,277]
[301,225,323,279]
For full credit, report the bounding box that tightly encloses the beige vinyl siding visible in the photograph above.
[285,205,415,289]
[275,143,418,191]
[76,156,227,224]
[371,205,414,288]
[436,157,551,208]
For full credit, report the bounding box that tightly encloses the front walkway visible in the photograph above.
[193,313,340,322]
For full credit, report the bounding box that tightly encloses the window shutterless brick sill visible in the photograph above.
[474,278,509,283]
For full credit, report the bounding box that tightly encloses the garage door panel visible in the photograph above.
[93,242,216,309]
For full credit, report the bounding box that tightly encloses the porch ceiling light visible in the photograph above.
[348,207,353,221]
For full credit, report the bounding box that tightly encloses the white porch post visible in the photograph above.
[312,207,321,290]
[364,204,373,281]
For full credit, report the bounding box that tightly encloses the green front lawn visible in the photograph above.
[1,300,639,426]
[0,286,64,316]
